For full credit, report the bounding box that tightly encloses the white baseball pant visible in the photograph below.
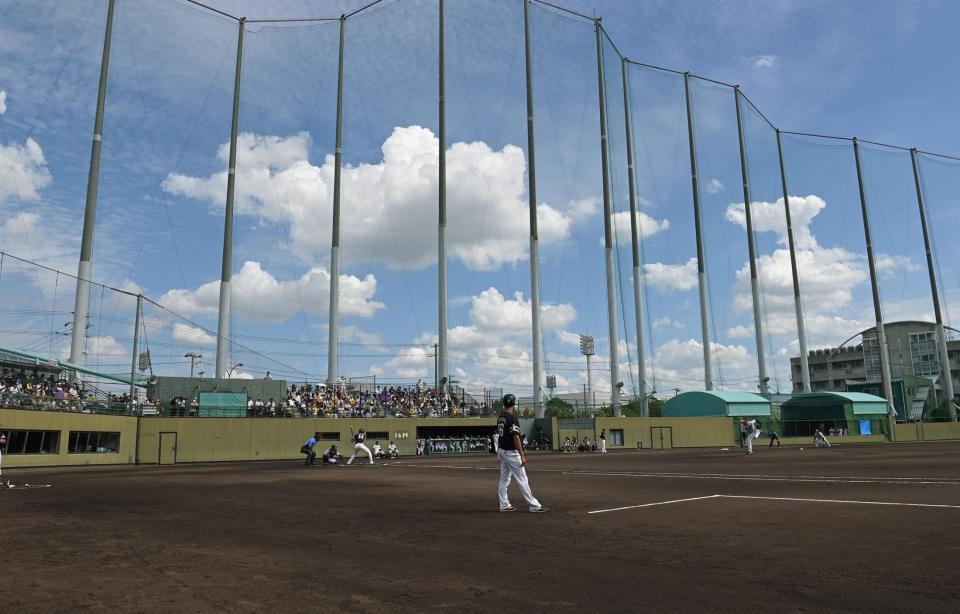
[745,430,760,454]
[348,443,374,465]
[497,449,541,510]
[600,439,607,453]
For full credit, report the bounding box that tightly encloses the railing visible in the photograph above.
[152,401,499,419]
[0,392,136,416]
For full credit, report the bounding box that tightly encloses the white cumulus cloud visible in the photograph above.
[643,257,699,292]
[753,55,778,68]
[162,126,572,271]
[0,136,52,204]
[158,260,384,323]
[610,210,670,244]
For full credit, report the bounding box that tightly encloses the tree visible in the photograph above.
[599,397,663,417]
[544,397,576,419]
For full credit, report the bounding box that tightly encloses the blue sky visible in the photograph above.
[0,0,958,398]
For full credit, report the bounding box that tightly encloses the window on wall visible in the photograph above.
[366,432,389,441]
[1,430,60,454]
[317,432,340,441]
[610,429,624,446]
[68,431,120,454]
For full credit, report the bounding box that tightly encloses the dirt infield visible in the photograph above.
[2,442,960,613]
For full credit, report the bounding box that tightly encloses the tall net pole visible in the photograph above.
[683,72,713,391]
[595,21,621,414]
[523,0,545,417]
[775,129,811,392]
[327,15,347,385]
[437,0,449,398]
[621,60,648,415]
[734,87,769,395]
[853,137,897,432]
[70,0,116,367]
[911,149,957,421]
[215,17,245,378]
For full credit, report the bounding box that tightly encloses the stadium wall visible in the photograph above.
[895,421,960,442]
[3,410,959,468]
[593,417,736,449]
[0,407,138,468]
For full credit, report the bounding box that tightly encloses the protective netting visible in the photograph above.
[0,0,956,412]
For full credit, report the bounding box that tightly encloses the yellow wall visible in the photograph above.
[4,407,958,469]
[917,422,960,441]
[0,408,138,468]
[895,423,921,442]
[593,417,735,449]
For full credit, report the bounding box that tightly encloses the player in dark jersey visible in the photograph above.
[347,428,374,465]
[496,394,548,513]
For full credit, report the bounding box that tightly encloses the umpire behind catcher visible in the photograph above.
[496,394,548,513]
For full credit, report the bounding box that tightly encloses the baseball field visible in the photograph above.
[3,442,959,612]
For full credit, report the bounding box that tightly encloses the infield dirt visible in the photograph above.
[2,442,959,613]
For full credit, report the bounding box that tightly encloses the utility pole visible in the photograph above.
[70,0,116,367]
[185,352,202,378]
[433,342,439,394]
[580,335,595,412]
[128,294,142,414]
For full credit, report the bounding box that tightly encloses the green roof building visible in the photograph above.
[780,392,889,437]
[662,391,772,418]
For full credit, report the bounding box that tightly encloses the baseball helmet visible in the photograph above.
[359,428,365,433]
[501,393,516,408]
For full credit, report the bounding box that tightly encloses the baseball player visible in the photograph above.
[322,444,341,464]
[496,393,548,513]
[372,441,384,459]
[0,429,6,482]
[387,441,399,458]
[740,418,761,455]
[599,429,607,453]
[347,428,374,465]
[814,429,831,448]
[768,430,782,447]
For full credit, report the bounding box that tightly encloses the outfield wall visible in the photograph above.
[3,407,960,468]
[895,421,960,442]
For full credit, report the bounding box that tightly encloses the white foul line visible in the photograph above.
[715,494,960,509]
[589,493,960,514]
[394,464,960,486]
[588,495,721,514]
